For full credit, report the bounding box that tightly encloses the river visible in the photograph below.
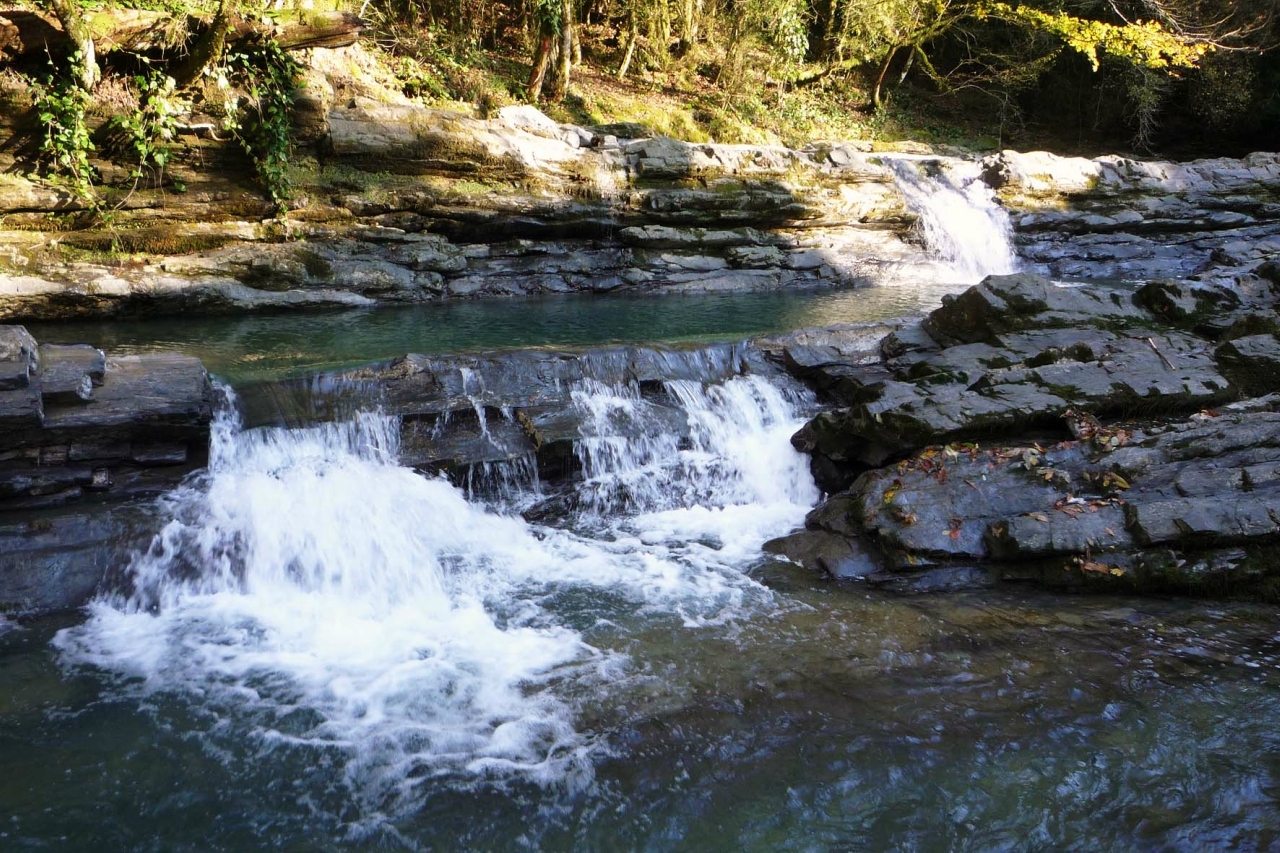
[4,158,1277,851]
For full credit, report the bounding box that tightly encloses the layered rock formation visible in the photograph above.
[989,150,1280,285]
[771,271,1280,597]
[0,43,1275,320]
[0,326,214,613]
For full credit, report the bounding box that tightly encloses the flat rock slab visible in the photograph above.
[41,353,212,434]
[800,398,1280,595]
[37,343,105,404]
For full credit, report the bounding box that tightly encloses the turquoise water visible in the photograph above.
[23,285,961,383]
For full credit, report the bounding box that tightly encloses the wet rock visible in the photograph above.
[795,398,1280,598]
[762,528,881,579]
[37,344,105,404]
[865,565,996,593]
[1134,280,1243,335]
[0,327,214,615]
[0,503,158,615]
[787,273,1243,491]
[0,386,42,430]
[925,273,1148,344]
[0,326,38,389]
[237,340,769,485]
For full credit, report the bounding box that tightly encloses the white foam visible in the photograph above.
[56,372,819,813]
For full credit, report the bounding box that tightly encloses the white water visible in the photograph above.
[55,373,818,818]
[889,158,1019,282]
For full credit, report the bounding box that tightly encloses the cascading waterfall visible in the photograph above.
[574,374,817,515]
[55,370,819,823]
[889,158,1019,281]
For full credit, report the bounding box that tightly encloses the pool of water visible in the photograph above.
[23,284,965,384]
[4,589,1280,851]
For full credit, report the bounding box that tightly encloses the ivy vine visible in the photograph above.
[223,38,300,216]
[29,52,97,210]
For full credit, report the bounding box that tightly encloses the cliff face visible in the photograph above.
[0,45,1276,321]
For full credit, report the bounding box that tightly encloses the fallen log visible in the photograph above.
[0,8,362,63]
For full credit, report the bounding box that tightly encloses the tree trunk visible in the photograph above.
[46,0,98,90]
[872,44,903,111]
[0,9,362,63]
[617,23,637,79]
[550,0,573,101]
[171,1,231,88]
[528,33,554,101]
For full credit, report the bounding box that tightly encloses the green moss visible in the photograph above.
[58,227,240,256]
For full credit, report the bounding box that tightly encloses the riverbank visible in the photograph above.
[0,38,1277,320]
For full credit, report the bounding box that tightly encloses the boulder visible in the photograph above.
[762,528,882,579]
[925,273,1148,344]
[1216,334,1280,395]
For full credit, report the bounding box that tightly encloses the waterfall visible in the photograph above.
[889,158,1019,282]
[573,374,818,517]
[55,373,819,816]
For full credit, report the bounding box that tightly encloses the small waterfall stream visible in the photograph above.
[889,158,1019,281]
[54,370,819,818]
